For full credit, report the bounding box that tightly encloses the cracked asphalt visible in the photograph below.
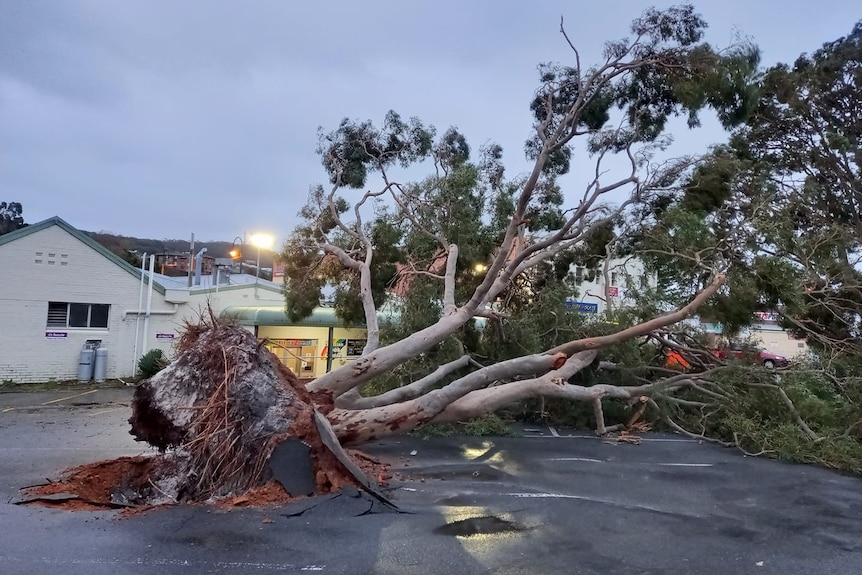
[1,388,861,574]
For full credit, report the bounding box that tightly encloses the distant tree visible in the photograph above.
[634,20,862,351]
[734,21,862,349]
[0,202,26,235]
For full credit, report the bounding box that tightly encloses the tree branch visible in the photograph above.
[547,272,727,356]
[335,355,472,410]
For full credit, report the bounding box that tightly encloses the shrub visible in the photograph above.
[137,349,168,379]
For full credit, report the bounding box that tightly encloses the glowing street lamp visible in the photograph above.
[249,233,275,281]
[229,236,244,273]
[474,263,488,274]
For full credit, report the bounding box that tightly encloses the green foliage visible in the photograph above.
[411,414,514,439]
[317,111,435,189]
[661,359,862,474]
[137,349,168,379]
[0,201,26,235]
[728,20,862,348]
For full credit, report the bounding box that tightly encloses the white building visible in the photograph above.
[566,257,655,315]
[0,217,367,384]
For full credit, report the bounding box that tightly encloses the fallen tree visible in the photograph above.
[280,6,754,439]
[108,6,831,505]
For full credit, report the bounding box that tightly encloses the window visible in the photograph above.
[575,266,585,285]
[611,271,618,286]
[47,302,110,329]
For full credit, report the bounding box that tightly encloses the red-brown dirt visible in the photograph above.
[21,450,390,513]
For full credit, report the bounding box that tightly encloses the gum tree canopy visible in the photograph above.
[274,5,759,444]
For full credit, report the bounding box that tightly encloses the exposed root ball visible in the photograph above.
[129,319,343,501]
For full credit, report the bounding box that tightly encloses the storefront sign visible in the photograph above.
[346,339,367,356]
[279,339,315,347]
[45,331,68,339]
[754,311,779,322]
[565,301,599,314]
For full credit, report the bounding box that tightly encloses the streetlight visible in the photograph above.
[230,236,244,274]
[249,233,275,282]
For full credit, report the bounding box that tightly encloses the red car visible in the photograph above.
[714,344,790,368]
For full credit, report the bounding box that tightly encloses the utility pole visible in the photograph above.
[187,233,195,287]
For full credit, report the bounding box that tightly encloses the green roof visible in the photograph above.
[221,306,347,327]
[220,305,399,327]
[0,216,166,294]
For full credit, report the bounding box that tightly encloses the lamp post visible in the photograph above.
[249,233,275,283]
[229,236,244,274]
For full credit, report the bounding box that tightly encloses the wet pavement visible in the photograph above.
[1,389,862,574]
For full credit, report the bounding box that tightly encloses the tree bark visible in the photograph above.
[329,351,594,445]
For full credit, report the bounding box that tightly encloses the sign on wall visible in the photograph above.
[45,331,68,339]
[155,333,175,340]
[346,339,367,356]
[279,339,315,348]
[754,311,779,322]
[607,286,619,298]
[564,301,599,313]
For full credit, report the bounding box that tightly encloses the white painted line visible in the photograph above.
[42,389,99,405]
[548,426,560,437]
[636,438,700,443]
[503,492,703,518]
[0,556,322,571]
[549,434,699,443]
[0,447,148,453]
[545,458,712,467]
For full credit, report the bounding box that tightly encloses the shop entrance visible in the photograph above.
[264,338,319,377]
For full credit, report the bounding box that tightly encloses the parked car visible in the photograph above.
[713,344,790,368]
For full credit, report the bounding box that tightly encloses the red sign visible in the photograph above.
[607,286,619,298]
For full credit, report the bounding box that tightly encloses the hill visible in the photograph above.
[85,231,277,270]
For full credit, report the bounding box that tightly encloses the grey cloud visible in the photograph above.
[1,0,860,241]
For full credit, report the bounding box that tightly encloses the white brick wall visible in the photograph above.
[0,224,181,383]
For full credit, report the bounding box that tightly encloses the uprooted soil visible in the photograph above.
[22,448,390,513]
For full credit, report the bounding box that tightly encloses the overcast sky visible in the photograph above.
[2,1,859,244]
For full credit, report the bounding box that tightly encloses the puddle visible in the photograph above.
[434,515,523,537]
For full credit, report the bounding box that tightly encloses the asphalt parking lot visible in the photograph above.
[1,388,861,574]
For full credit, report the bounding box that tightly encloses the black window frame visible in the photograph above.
[47,302,110,329]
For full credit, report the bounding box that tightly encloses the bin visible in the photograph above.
[94,347,108,383]
[77,348,95,383]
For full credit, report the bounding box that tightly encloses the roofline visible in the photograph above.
[189,282,283,296]
[0,216,167,294]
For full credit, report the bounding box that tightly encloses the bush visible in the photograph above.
[137,349,168,379]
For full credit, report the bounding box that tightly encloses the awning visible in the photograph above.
[220,306,343,327]
[220,306,399,328]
